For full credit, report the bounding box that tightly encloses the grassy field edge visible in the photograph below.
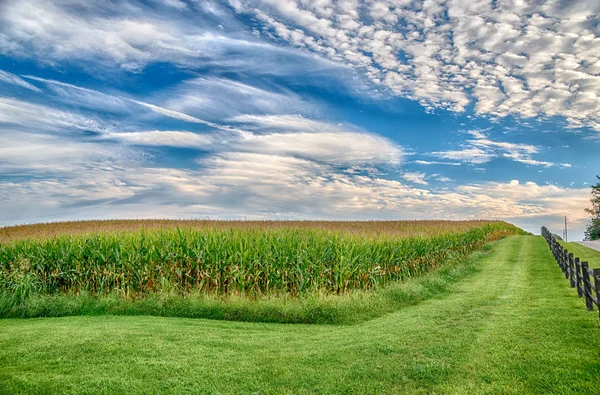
[0,239,502,325]
[558,241,600,267]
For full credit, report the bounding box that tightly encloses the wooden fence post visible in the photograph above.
[593,269,600,320]
[568,253,575,288]
[582,262,594,311]
[575,257,583,298]
[563,250,569,279]
[556,242,561,268]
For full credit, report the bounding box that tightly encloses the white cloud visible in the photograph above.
[0,70,41,92]
[432,129,565,167]
[162,77,317,121]
[238,131,401,166]
[0,130,129,175]
[456,180,591,225]
[433,147,491,165]
[0,1,594,241]
[2,92,587,237]
[230,114,349,133]
[0,0,331,76]
[224,114,402,166]
[0,97,106,133]
[231,0,600,131]
[1,148,590,237]
[162,0,188,10]
[22,75,217,126]
[0,97,589,238]
[402,172,428,185]
[132,100,214,125]
[106,131,214,148]
[414,160,462,166]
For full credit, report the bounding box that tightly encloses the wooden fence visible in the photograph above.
[541,226,600,320]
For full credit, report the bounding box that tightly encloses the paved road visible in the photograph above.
[577,240,600,252]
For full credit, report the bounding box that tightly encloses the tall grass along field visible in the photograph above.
[0,220,526,323]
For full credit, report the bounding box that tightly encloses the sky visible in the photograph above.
[0,0,599,240]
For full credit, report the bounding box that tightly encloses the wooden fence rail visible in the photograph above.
[541,226,600,320]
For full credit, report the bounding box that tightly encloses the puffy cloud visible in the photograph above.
[1,144,589,237]
[5,1,598,131]
[231,0,600,131]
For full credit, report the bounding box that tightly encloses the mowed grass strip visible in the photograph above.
[1,236,598,394]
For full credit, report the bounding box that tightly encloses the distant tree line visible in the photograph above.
[584,176,600,241]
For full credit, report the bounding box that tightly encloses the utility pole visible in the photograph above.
[564,216,568,242]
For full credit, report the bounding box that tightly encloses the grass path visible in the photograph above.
[1,235,599,394]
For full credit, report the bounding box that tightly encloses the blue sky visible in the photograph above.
[0,0,599,239]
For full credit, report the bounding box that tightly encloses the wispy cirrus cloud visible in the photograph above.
[0,0,337,78]
[432,130,570,168]
[0,97,106,133]
[0,130,131,175]
[162,77,320,121]
[0,70,41,92]
[413,160,462,166]
[105,130,214,148]
[401,172,428,185]
[21,75,218,127]
[0,0,246,70]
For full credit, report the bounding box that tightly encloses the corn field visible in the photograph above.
[1,219,508,243]
[0,220,525,299]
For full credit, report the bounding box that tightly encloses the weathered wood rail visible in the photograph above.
[541,226,600,320]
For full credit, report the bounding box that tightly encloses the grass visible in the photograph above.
[1,235,599,394]
[559,241,600,268]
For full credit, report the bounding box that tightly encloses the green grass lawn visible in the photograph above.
[1,235,599,394]
[559,241,600,268]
